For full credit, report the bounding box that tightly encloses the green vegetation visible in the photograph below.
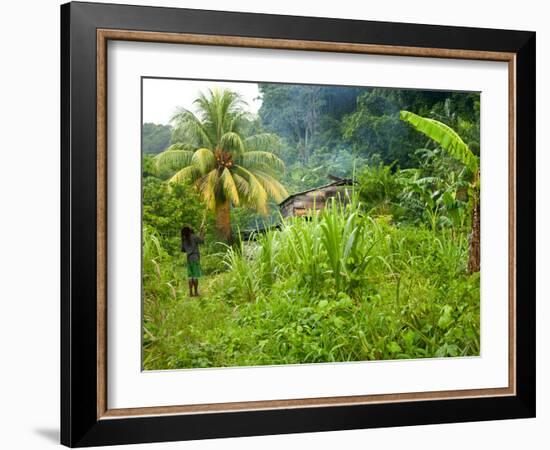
[258,85,479,192]
[153,89,287,241]
[142,122,172,154]
[400,110,480,272]
[142,84,481,370]
[143,198,479,369]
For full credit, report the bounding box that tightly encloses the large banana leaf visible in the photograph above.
[400,110,478,173]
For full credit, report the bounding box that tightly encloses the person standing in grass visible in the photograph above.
[181,224,205,297]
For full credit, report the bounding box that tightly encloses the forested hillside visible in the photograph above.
[142,122,172,154]
[258,84,479,193]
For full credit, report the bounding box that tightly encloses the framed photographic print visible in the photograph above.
[60,1,536,447]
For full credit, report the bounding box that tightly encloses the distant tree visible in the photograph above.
[341,89,424,166]
[142,123,172,154]
[337,88,478,168]
[258,83,479,174]
[259,84,362,164]
[429,94,480,155]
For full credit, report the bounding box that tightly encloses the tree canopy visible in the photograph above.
[142,122,172,154]
[153,88,288,241]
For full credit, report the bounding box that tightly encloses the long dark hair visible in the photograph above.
[181,226,193,251]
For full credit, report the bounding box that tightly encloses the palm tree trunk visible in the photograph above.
[215,201,232,242]
[468,196,480,273]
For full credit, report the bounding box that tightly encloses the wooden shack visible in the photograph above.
[278,177,354,218]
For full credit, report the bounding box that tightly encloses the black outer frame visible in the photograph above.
[60,1,536,447]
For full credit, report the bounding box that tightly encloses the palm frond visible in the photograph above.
[227,112,250,134]
[197,169,219,210]
[400,110,479,173]
[244,133,281,152]
[171,107,214,148]
[236,151,285,174]
[220,168,240,206]
[169,165,202,185]
[153,146,193,173]
[251,170,289,203]
[231,172,252,200]
[232,165,268,213]
[191,148,216,174]
[194,91,219,133]
[217,89,246,128]
[219,131,245,155]
[195,89,246,141]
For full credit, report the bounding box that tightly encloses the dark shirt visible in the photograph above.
[181,234,204,262]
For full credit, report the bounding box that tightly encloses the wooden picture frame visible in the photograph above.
[61,1,535,446]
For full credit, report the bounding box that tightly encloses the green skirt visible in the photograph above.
[187,260,202,279]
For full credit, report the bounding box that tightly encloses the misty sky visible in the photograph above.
[142,78,262,125]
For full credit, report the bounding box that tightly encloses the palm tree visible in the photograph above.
[400,110,480,273]
[154,88,288,241]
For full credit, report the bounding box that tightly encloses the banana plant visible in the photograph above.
[400,110,480,272]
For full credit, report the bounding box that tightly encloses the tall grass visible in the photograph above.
[142,197,480,370]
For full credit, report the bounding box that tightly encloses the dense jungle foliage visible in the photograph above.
[142,84,480,370]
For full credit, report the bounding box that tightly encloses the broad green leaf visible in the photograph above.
[400,110,478,173]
